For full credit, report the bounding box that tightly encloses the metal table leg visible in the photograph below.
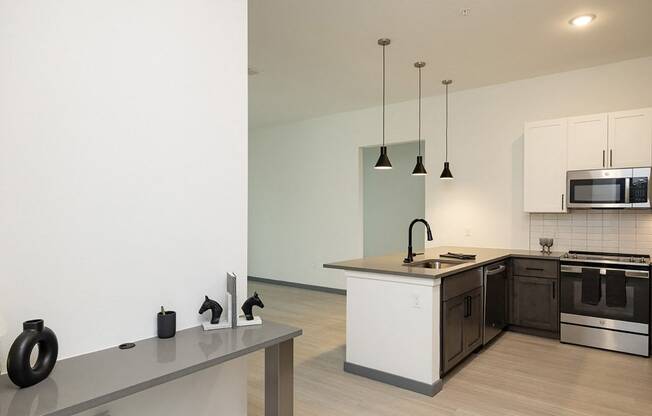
[265,339,293,416]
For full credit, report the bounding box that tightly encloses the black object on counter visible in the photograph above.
[242,292,264,320]
[157,307,176,339]
[581,269,601,305]
[199,296,223,324]
[7,319,59,388]
[605,271,627,307]
[441,252,476,260]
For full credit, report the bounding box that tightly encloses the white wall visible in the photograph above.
[249,56,652,290]
[0,0,248,413]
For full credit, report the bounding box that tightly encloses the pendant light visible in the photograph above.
[412,61,427,176]
[374,38,392,170]
[440,79,454,179]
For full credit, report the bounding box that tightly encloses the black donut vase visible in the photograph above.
[7,319,59,388]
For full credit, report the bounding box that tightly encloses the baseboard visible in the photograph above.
[248,276,346,295]
[507,325,560,340]
[343,361,443,396]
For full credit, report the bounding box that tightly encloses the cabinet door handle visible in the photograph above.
[561,194,564,211]
[464,296,470,318]
[602,150,605,167]
[552,281,556,299]
[526,267,544,271]
[610,149,613,167]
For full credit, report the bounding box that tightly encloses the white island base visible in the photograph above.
[344,271,443,396]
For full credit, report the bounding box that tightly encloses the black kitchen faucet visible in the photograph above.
[403,218,434,263]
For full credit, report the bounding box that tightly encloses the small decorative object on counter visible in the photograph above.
[200,273,239,331]
[238,292,264,327]
[539,237,554,254]
[199,296,223,324]
[7,319,58,388]
[227,272,238,329]
[157,306,176,339]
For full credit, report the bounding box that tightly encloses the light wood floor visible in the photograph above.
[247,281,652,416]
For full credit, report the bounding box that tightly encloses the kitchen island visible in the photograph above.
[324,246,561,396]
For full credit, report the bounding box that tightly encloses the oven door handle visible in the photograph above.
[625,270,649,279]
[560,265,582,273]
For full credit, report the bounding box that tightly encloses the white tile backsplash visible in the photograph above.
[529,210,652,254]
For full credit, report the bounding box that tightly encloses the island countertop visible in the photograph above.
[323,246,563,279]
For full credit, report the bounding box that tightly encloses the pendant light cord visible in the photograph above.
[382,44,386,147]
[445,82,449,162]
[418,66,421,156]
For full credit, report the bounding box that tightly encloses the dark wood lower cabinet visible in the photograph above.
[442,294,465,372]
[442,287,483,374]
[511,275,559,332]
[463,288,483,351]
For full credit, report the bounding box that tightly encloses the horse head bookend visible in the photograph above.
[199,295,223,325]
[199,272,238,331]
[236,292,264,327]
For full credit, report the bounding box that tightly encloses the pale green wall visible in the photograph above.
[362,142,426,257]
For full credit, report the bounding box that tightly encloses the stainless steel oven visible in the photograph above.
[560,251,650,356]
[566,167,651,209]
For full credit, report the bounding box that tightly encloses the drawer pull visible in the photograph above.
[526,267,545,271]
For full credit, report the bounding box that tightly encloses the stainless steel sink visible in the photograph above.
[402,258,468,269]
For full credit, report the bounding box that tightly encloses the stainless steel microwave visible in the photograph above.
[566,168,651,209]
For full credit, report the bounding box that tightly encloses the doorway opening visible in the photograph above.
[362,142,426,257]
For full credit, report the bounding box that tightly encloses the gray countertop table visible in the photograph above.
[0,321,302,416]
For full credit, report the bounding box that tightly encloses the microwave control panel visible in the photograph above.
[630,177,649,203]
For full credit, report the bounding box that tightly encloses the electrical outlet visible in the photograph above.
[465,228,471,237]
[460,8,471,16]
[412,294,421,309]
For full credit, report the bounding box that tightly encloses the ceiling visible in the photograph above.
[248,0,652,128]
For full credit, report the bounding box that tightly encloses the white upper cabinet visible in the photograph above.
[524,107,652,213]
[524,118,568,213]
[567,113,608,171]
[608,108,652,168]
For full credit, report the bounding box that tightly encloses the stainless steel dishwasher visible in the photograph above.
[483,262,508,344]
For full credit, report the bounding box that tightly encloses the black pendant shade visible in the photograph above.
[375,146,393,169]
[440,79,454,180]
[412,61,427,176]
[440,161,453,179]
[412,156,427,176]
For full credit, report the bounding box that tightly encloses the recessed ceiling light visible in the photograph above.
[569,14,596,26]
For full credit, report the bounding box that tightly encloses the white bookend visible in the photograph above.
[237,316,262,327]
